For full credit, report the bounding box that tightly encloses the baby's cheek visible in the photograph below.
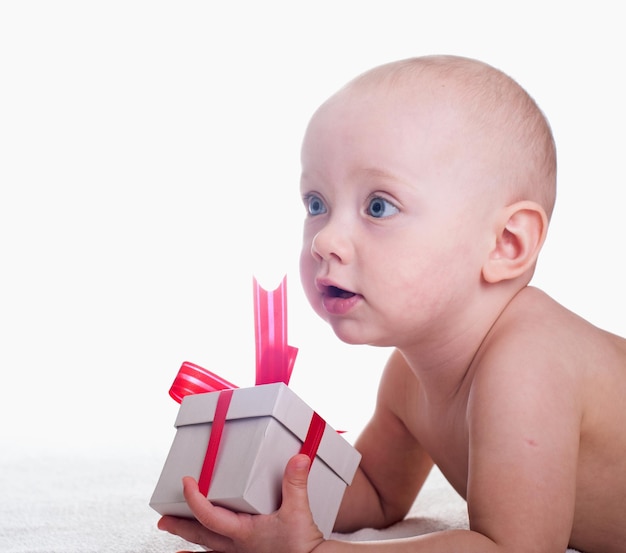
[298,260,315,301]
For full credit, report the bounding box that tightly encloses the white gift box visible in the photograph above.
[150,382,361,538]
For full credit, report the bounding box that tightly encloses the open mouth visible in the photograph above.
[327,285,356,299]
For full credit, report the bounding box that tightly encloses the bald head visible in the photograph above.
[330,55,557,218]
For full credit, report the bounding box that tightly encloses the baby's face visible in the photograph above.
[298,83,500,348]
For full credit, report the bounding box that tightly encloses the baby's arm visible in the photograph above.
[159,455,498,553]
[159,347,581,552]
[460,343,580,552]
[334,348,433,531]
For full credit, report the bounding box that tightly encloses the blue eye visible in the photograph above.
[305,194,327,216]
[367,197,399,218]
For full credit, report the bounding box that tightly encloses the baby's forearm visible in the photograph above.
[317,530,501,553]
[333,469,396,532]
[334,463,422,532]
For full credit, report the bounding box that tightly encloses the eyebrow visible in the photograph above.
[300,166,410,191]
[350,166,418,193]
[355,167,401,181]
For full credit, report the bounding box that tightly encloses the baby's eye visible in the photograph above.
[305,194,327,216]
[367,197,399,218]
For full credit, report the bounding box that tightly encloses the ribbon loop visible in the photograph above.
[169,361,238,404]
[254,276,298,385]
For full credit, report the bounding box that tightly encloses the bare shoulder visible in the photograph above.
[467,286,626,552]
[476,286,626,382]
[470,285,626,458]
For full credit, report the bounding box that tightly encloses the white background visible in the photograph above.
[1,1,624,457]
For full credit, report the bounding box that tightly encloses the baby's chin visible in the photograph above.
[324,319,375,347]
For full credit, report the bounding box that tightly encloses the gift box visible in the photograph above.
[150,381,361,538]
[151,277,361,537]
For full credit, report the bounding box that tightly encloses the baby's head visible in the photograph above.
[306,55,556,219]
[300,56,557,346]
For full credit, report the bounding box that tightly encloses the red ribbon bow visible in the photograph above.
[167,276,325,497]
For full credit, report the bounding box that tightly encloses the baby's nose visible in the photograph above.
[310,223,353,263]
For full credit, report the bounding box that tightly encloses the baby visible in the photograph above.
[158,55,626,553]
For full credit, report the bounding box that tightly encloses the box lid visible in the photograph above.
[175,382,360,484]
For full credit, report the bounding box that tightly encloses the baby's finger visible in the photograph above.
[158,515,231,552]
[281,454,312,513]
[182,476,249,540]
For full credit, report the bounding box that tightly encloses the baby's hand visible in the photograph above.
[158,454,326,553]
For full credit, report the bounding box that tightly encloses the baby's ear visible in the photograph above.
[482,201,548,284]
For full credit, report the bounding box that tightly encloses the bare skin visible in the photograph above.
[158,56,626,552]
[337,288,626,553]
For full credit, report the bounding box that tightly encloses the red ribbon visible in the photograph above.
[299,411,326,469]
[169,361,238,403]
[253,276,298,385]
[168,276,308,497]
[197,389,234,496]
[168,362,238,497]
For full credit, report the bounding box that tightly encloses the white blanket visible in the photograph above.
[0,450,580,552]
